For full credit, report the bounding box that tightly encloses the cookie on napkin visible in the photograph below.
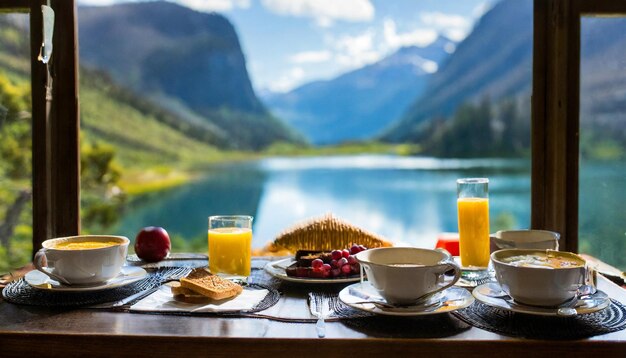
[179,268,242,300]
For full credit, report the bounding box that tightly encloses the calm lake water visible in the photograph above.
[113,155,626,269]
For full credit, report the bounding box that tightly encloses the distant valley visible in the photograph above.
[264,37,456,145]
[2,0,624,157]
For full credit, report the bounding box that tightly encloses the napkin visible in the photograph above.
[130,285,269,313]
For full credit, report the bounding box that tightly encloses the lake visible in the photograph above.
[113,155,625,269]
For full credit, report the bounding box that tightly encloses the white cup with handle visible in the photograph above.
[490,230,560,252]
[355,247,461,306]
[34,235,129,285]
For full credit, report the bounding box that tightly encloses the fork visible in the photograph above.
[308,292,330,338]
[153,266,192,282]
[107,267,192,308]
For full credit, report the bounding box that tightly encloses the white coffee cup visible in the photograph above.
[491,249,590,306]
[355,247,461,305]
[490,230,559,252]
[34,235,129,285]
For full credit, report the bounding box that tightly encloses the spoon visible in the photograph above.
[355,299,443,311]
[353,297,463,311]
[556,285,596,316]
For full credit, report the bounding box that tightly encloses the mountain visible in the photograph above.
[383,0,626,143]
[579,17,626,141]
[264,36,455,145]
[382,0,533,142]
[78,1,303,150]
[0,15,224,167]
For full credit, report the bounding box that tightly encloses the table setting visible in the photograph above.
[2,179,626,341]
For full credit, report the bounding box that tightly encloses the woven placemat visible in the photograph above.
[3,275,160,307]
[2,266,281,315]
[307,291,471,337]
[453,299,626,339]
[241,283,281,313]
[1,267,187,307]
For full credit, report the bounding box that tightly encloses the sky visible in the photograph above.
[77,0,495,93]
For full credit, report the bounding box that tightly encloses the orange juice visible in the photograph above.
[457,197,490,267]
[208,227,252,276]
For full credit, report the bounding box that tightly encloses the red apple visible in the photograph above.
[135,226,171,262]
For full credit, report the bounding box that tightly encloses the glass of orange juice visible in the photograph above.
[457,178,490,269]
[208,215,253,277]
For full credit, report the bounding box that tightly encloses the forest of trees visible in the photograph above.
[0,70,33,271]
[416,97,531,158]
[413,95,623,161]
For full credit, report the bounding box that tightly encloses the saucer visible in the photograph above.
[472,282,610,316]
[339,282,474,316]
[25,266,148,292]
[264,258,360,284]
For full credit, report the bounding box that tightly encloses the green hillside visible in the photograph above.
[80,70,222,168]
[0,15,241,271]
[78,2,305,150]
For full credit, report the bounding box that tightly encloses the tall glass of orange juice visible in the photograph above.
[457,178,490,268]
[208,215,253,277]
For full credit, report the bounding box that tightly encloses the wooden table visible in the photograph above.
[1,263,626,358]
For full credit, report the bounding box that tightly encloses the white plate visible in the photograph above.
[472,282,610,316]
[264,258,360,284]
[339,282,474,316]
[25,266,148,292]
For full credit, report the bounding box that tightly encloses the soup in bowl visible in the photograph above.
[355,247,461,305]
[34,235,129,285]
[52,240,121,250]
[491,249,588,306]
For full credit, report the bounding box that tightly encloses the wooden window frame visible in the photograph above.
[531,0,626,252]
[1,0,79,252]
[2,0,625,255]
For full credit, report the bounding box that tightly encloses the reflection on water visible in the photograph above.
[115,155,531,249]
[115,169,266,240]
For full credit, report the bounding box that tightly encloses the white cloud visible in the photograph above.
[421,60,438,74]
[418,12,471,42]
[335,31,374,56]
[420,12,469,29]
[267,67,305,93]
[78,0,251,11]
[289,50,332,64]
[261,0,374,27]
[77,0,118,5]
[178,0,250,12]
[444,42,456,54]
[383,18,438,48]
[443,28,468,42]
[472,1,493,19]
[331,30,383,69]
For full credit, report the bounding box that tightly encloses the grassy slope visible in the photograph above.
[80,73,222,168]
[77,71,240,194]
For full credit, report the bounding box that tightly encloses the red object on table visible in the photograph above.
[435,233,460,256]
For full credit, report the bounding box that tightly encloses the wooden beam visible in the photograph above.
[0,0,29,11]
[581,0,626,15]
[49,0,80,238]
[30,0,80,252]
[531,0,581,252]
[531,0,547,239]
[30,0,52,251]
